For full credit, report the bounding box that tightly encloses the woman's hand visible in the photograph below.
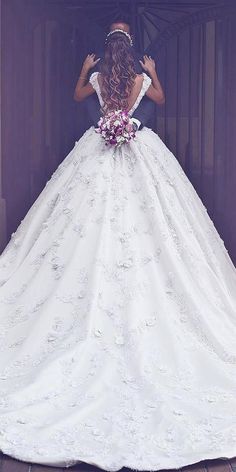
[82,53,100,73]
[139,55,156,74]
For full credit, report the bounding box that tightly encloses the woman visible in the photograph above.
[0,29,236,472]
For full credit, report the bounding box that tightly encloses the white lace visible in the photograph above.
[0,80,236,470]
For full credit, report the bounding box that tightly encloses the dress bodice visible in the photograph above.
[89,71,152,117]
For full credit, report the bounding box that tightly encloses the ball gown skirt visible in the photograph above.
[0,74,236,471]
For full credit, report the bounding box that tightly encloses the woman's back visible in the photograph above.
[97,72,144,113]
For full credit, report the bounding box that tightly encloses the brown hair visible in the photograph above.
[99,31,136,114]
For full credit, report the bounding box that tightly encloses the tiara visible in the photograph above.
[105,29,133,46]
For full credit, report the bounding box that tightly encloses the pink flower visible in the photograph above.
[95,109,137,149]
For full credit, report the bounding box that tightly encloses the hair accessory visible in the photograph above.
[105,29,133,46]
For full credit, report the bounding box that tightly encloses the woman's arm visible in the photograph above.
[73,53,100,102]
[139,55,165,105]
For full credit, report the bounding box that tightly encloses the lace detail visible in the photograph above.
[1,95,236,470]
[128,72,152,116]
[89,71,104,108]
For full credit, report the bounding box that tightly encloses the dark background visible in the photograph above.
[1,0,236,262]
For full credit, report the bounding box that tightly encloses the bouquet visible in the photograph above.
[95,109,136,148]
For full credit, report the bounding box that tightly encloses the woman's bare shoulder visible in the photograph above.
[134,73,144,84]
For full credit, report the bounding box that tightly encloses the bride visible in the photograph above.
[0,28,236,472]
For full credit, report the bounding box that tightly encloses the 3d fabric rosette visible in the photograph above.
[95,110,136,149]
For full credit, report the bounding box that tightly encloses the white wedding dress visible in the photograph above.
[0,71,236,472]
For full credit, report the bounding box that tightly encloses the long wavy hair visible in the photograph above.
[99,31,136,114]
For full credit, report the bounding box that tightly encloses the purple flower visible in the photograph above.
[95,109,137,150]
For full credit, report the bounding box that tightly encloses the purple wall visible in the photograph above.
[1,0,236,262]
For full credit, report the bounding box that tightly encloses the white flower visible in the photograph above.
[94,329,102,337]
[145,316,157,326]
[172,410,184,416]
[47,334,57,342]
[115,335,125,345]
[117,257,133,269]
